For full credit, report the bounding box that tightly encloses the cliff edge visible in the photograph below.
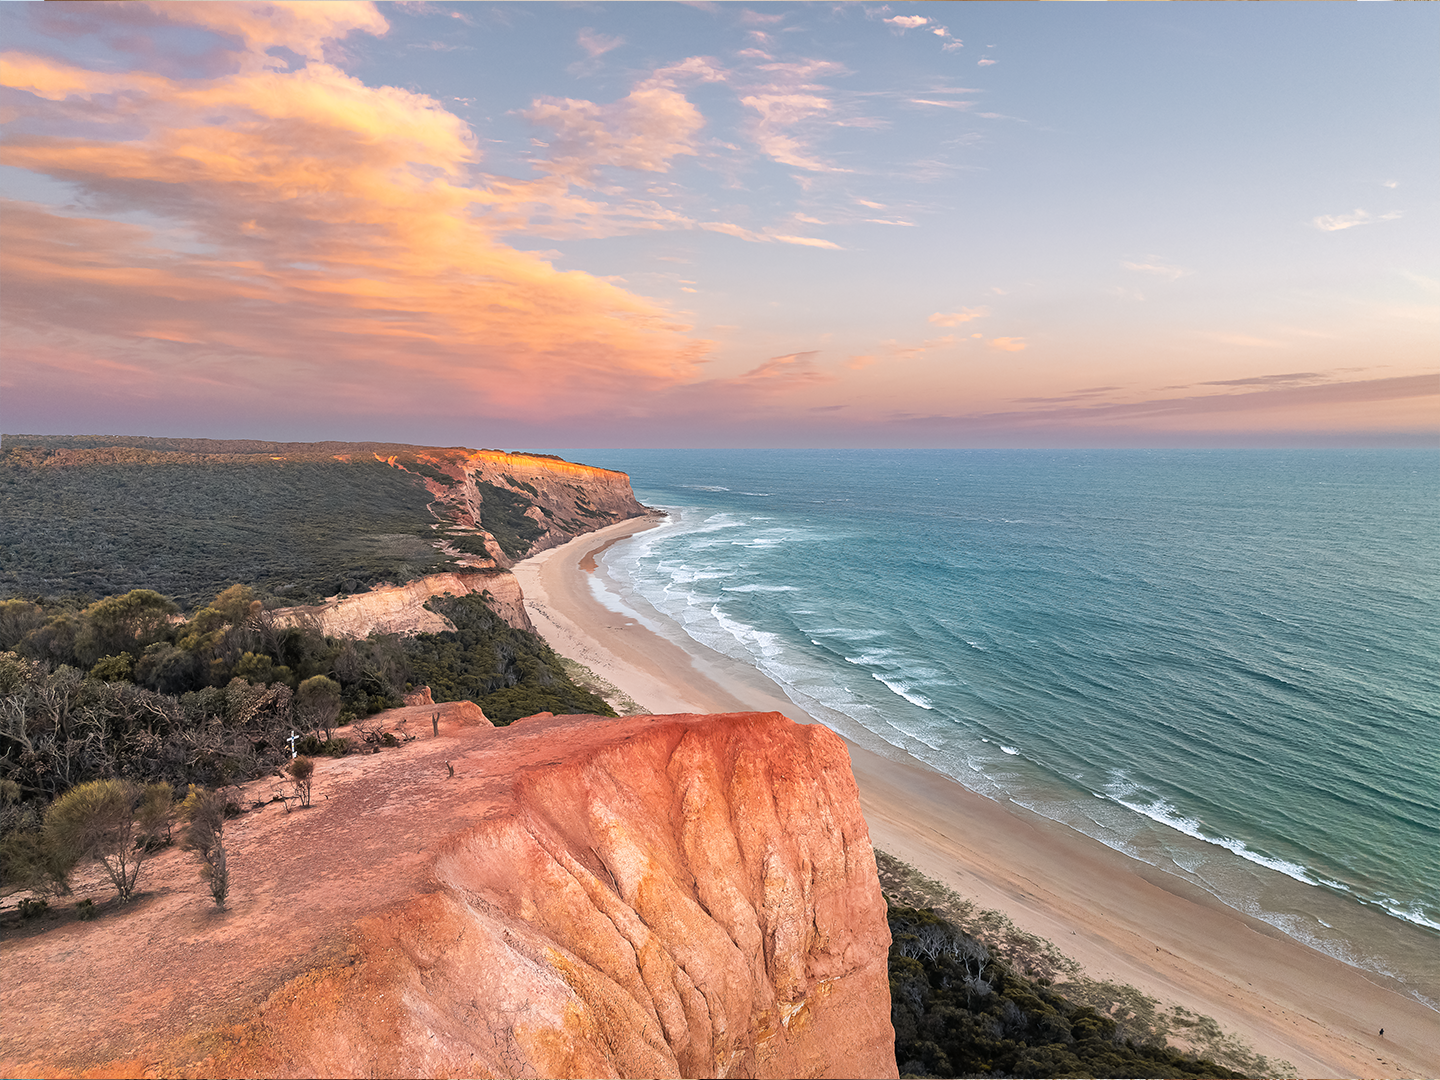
[0,710,896,1079]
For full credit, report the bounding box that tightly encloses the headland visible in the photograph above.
[514,515,1440,1080]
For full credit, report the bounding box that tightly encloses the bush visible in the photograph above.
[44,779,153,902]
[179,785,229,908]
[286,756,314,808]
[75,897,96,920]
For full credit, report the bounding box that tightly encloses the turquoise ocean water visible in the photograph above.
[547,449,1439,1007]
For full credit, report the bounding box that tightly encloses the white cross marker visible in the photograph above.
[287,730,300,758]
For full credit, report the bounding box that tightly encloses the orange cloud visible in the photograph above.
[989,337,1027,352]
[929,307,988,327]
[0,5,707,420]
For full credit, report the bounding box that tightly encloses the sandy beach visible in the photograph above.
[515,516,1440,1080]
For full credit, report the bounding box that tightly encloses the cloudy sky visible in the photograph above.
[1,1,1435,448]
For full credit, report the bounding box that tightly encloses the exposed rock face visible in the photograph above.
[385,447,651,569]
[270,569,533,636]
[0,711,895,1079]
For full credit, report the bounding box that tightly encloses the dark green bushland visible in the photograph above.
[0,457,455,607]
[404,594,616,723]
[888,903,1245,1079]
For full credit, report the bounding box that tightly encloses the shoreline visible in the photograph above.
[513,516,1440,1080]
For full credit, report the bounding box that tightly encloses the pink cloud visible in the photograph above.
[525,85,706,184]
[0,10,709,424]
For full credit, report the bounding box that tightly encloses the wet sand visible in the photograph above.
[514,517,1440,1080]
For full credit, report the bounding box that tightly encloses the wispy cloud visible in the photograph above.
[1201,372,1326,389]
[989,337,1026,352]
[882,13,961,49]
[699,222,839,248]
[929,307,988,327]
[577,28,623,59]
[892,374,1439,437]
[1312,208,1403,232]
[524,85,706,184]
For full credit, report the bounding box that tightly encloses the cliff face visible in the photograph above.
[385,448,650,569]
[0,711,896,1080]
[270,569,533,636]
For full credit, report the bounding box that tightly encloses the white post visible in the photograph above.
[287,730,300,758]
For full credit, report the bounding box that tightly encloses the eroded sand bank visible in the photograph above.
[513,516,1440,1080]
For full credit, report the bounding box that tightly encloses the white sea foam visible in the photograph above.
[844,649,897,666]
[1106,787,1345,895]
[873,673,934,709]
[722,584,799,592]
[1378,899,1440,932]
[1001,745,1019,756]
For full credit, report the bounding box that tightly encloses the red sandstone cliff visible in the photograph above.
[0,711,896,1079]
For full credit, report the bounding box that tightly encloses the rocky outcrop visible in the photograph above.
[385,448,650,568]
[270,569,533,636]
[0,711,895,1079]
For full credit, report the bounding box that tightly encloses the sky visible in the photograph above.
[0,1,1435,449]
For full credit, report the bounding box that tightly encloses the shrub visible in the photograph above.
[74,898,96,920]
[18,896,48,919]
[44,779,152,902]
[179,785,229,908]
[0,828,73,896]
[296,674,342,742]
[286,756,314,808]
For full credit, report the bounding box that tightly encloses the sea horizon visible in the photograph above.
[545,447,1440,1011]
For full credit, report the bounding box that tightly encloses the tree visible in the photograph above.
[179,785,229,908]
[74,590,179,668]
[296,675,342,743]
[44,779,165,902]
[287,756,314,808]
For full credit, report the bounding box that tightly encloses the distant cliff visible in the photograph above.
[383,446,650,569]
[0,435,649,604]
[0,710,897,1079]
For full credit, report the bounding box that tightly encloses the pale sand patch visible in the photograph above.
[514,517,1440,1080]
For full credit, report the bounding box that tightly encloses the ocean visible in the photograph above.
[546,448,1440,1008]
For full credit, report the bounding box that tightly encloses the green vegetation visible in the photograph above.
[43,779,172,902]
[179,785,229,907]
[0,454,459,606]
[405,594,616,724]
[876,850,1294,1079]
[473,481,545,559]
[286,756,315,809]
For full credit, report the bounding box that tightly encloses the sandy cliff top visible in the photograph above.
[1,708,896,1079]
